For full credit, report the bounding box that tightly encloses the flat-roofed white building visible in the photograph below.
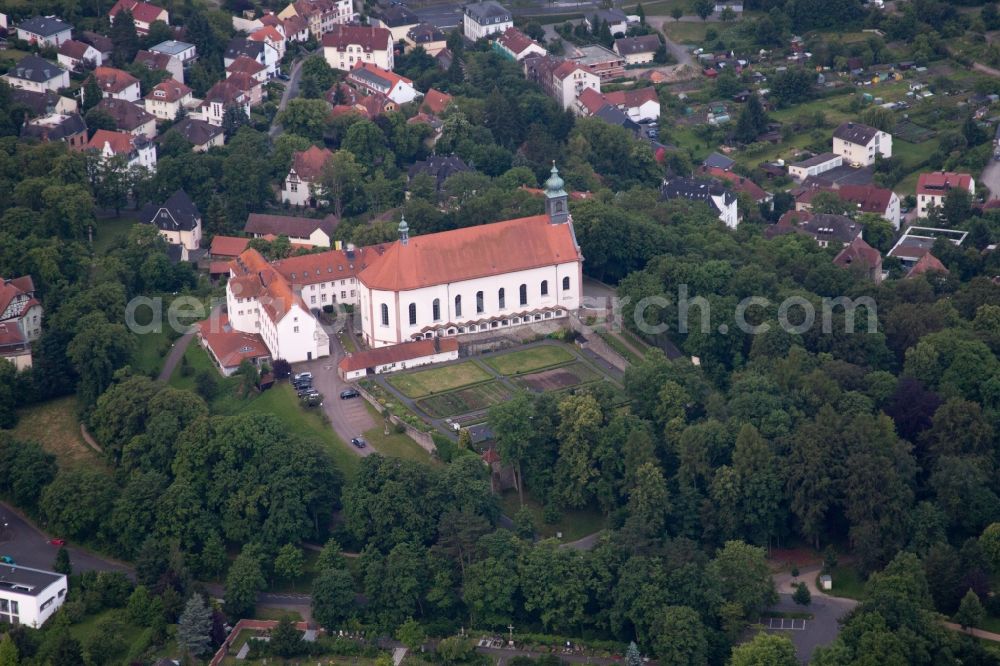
[0,564,68,628]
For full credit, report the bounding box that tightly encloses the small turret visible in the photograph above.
[398,214,409,245]
[544,162,569,224]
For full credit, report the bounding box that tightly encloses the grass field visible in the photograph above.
[416,381,511,418]
[68,608,164,664]
[483,345,575,376]
[514,361,601,391]
[387,361,492,398]
[92,216,139,255]
[822,564,866,601]
[9,397,109,471]
[499,490,606,541]
[361,402,438,464]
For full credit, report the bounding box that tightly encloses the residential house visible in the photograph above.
[0,275,44,371]
[372,5,420,42]
[660,176,739,228]
[421,88,452,115]
[339,338,459,380]
[281,14,310,42]
[15,16,73,48]
[144,78,194,120]
[768,210,861,247]
[21,112,88,149]
[435,48,454,70]
[248,26,286,61]
[795,182,901,228]
[167,117,225,152]
[463,1,513,41]
[134,49,184,83]
[788,152,843,181]
[703,152,736,171]
[404,23,447,56]
[140,189,203,257]
[86,129,157,170]
[150,40,197,65]
[108,0,169,35]
[90,66,141,102]
[833,235,883,283]
[584,8,628,36]
[593,103,640,132]
[832,121,892,166]
[524,55,601,112]
[2,55,69,93]
[613,34,660,65]
[280,0,355,39]
[568,44,625,80]
[244,213,339,247]
[916,171,975,218]
[703,167,772,209]
[9,88,77,115]
[80,31,114,63]
[357,168,581,347]
[494,26,546,61]
[0,564,66,627]
[904,252,949,278]
[224,37,278,77]
[347,62,420,105]
[322,24,394,71]
[94,98,157,138]
[210,235,250,259]
[196,314,271,376]
[407,155,473,195]
[57,40,102,71]
[196,79,249,126]
[603,87,660,121]
[282,145,333,207]
[226,57,268,105]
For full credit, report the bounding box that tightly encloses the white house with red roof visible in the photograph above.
[0,276,43,371]
[249,25,286,60]
[347,62,420,105]
[109,0,168,34]
[86,129,157,171]
[322,24,393,71]
[494,26,546,61]
[90,66,141,102]
[339,338,459,380]
[144,78,194,120]
[57,40,103,70]
[278,0,355,39]
[195,80,250,126]
[916,172,975,218]
[525,56,601,112]
[282,145,333,206]
[576,86,659,122]
[358,165,582,347]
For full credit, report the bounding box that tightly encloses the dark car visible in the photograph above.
[351,437,367,448]
[340,389,360,399]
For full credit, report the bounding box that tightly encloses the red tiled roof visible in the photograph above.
[92,66,139,93]
[358,214,582,291]
[58,40,94,59]
[282,14,309,36]
[603,86,658,108]
[227,55,266,76]
[210,235,250,257]
[834,236,882,270]
[577,87,607,115]
[228,249,309,322]
[349,61,414,90]
[134,49,173,71]
[496,26,541,56]
[291,145,333,182]
[87,129,135,154]
[338,338,459,372]
[907,252,949,278]
[706,167,769,202]
[146,78,191,102]
[421,88,452,115]
[916,172,974,196]
[226,71,262,93]
[836,184,894,213]
[249,26,284,43]
[209,261,232,275]
[270,246,373,285]
[552,60,584,80]
[110,0,167,24]
[321,24,391,52]
[245,212,338,238]
[196,314,270,369]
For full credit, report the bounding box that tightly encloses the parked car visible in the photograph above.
[301,393,323,407]
[293,372,313,382]
[0,555,14,565]
[278,72,290,81]
[351,437,367,448]
[48,538,65,546]
[340,389,360,399]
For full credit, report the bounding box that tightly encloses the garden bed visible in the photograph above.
[483,345,575,375]
[387,361,492,398]
[416,381,511,418]
[514,362,601,391]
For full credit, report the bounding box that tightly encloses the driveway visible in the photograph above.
[769,566,858,663]
[269,54,310,140]
[294,326,376,457]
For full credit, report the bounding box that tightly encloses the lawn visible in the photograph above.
[9,397,109,471]
[92,216,140,255]
[68,609,163,664]
[416,381,511,418]
[499,490,607,541]
[387,361,492,398]
[168,340,226,393]
[361,402,438,464]
[483,345,575,376]
[981,614,1000,634]
[821,564,866,601]
[131,326,174,377]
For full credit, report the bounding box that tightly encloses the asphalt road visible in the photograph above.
[770,566,858,662]
[0,503,132,577]
[297,324,377,457]
[981,156,1000,200]
[269,54,309,140]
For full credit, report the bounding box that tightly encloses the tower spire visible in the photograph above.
[544,162,569,224]
[398,214,409,245]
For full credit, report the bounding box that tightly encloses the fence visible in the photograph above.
[209,619,317,666]
[354,384,437,455]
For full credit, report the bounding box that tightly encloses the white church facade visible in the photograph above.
[218,165,583,363]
